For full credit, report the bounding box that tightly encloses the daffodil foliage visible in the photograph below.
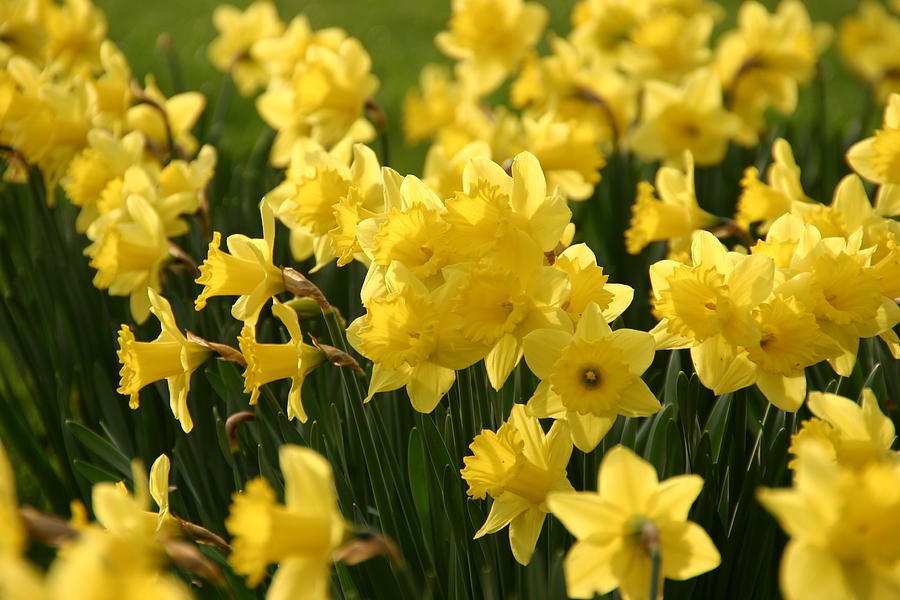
[0,1,898,600]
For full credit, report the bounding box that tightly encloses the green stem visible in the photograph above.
[649,548,661,599]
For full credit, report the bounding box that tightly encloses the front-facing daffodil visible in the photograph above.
[226,445,346,599]
[548,445,720,599]
[461,404,573,565]
[116,289,212,433]
[523,302,659,452]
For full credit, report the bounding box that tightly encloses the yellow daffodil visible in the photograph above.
[195,201,285,325]
[88,41,134,131]
[553,243,634,324]
[256,37,377,165]
[839,2,900,103]
[630,68,739,167]
[568,0,648,63]
[626,151,716,258]
[847,93,900,185]
[404,63,467,145]
[423,139,492,199]
[715,1,831,146]
[226,445,346,598]
[521,110,605,201]
[735,138,812,231]
[523,302,659,452]
[619,12,713,84]
[238,301,325,422]
[84,193,170,323]
[461,404,573,565]
[207,1,284,96]
[347,262,488,412]
[117,289,212,433]
[42,0,107,74]
[548,445,720,599]
[758,439,900,600]
[250,16,347,82]
[126,76,205,158]
[436,0,547,95]
[789,389,895,470]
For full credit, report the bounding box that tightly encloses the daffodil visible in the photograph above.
[758,439,900,600]
[625,151,716,258]
[436,0,548,95]
[735,138,812,232]
[207,1,284,96]
[195,201,285,325]
[422,139,492,199]
[618,11,713,84]
[553,243,633,324]
[226,445,346,598]
[838,1,900,102]
[461,404,573,564]
[84,194,170,324]
[523,302,659,452]
[847,93,900,185]
[126,76,205,158]
[404,63,467,145]
[629,68,739,167]
[548,445,720,599]
[117,289,212,433]
[347,262,488,412]
[238,301,325,421]
[789,389,895,470]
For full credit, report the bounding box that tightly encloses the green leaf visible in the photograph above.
[407,427,432,546]
[705,393,733,464]
[72,459,119,486]
[67,420,132,478]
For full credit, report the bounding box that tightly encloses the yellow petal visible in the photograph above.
[485,334,522,391]
[649,475,703,522]
[267,556,329,600]
[149,454,170,513]
[563,539,622,599]
[364,363,410,402]
[407,362,455,413]
[690,336,756,395]
[509,506,545,565]
[756,371,806,412]
[527,380,565,418]
[523,328,572,379]
[780,541,850,600]
[617,379,662,418]
[598,445,658,511]
[547,492,624,542]
[568,411,616,453]
[475,494,529,538]
[659,520,720,580]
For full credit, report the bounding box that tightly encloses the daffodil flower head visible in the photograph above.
[736,138,812,231]
[461,404,573,564]
[85,194,171,324]
[554,243,634,324]
[238,301,325,421]
[847,93,900,185]
[625,151,716,257]
[403,63,466,145]
[125,75,206,157]
[195,200,285,325]
[435,0,548,95]
[523,302,660,452]
[758,439,900,600]
[838,2,900,103]
[630,67,739,167]
[789,389,896,470]
[117,289,211,433]
[226,445,346,595]
[548,445,720,599]
[207,1,284,96]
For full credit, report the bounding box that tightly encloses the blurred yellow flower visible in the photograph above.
[207,1,284,96]
[436,0,547,95]
[226,445,346,598]
[461,404,573,565]
[847,93,900,185]
[549,445,720,599]
[630,68,739,167]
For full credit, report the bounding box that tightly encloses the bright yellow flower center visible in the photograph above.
[445,180,513,258]
[626,181,692,254]
[461,423,525,499]
[653,264,729,342]
[735,166,791,229]
[556,256,613,318]
[550,338,634,416]
[88,225,167,290]
[810,252,881,325]
[287,167,350,236]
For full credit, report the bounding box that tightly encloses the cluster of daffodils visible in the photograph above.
[403,0,831,199]
[207,1,379,166]
[340,151,640,418]
[838,1,900,103]
[0,436,355,600]
[0,0,214,323]
[461,413,721,597]
[759,389,900,599]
